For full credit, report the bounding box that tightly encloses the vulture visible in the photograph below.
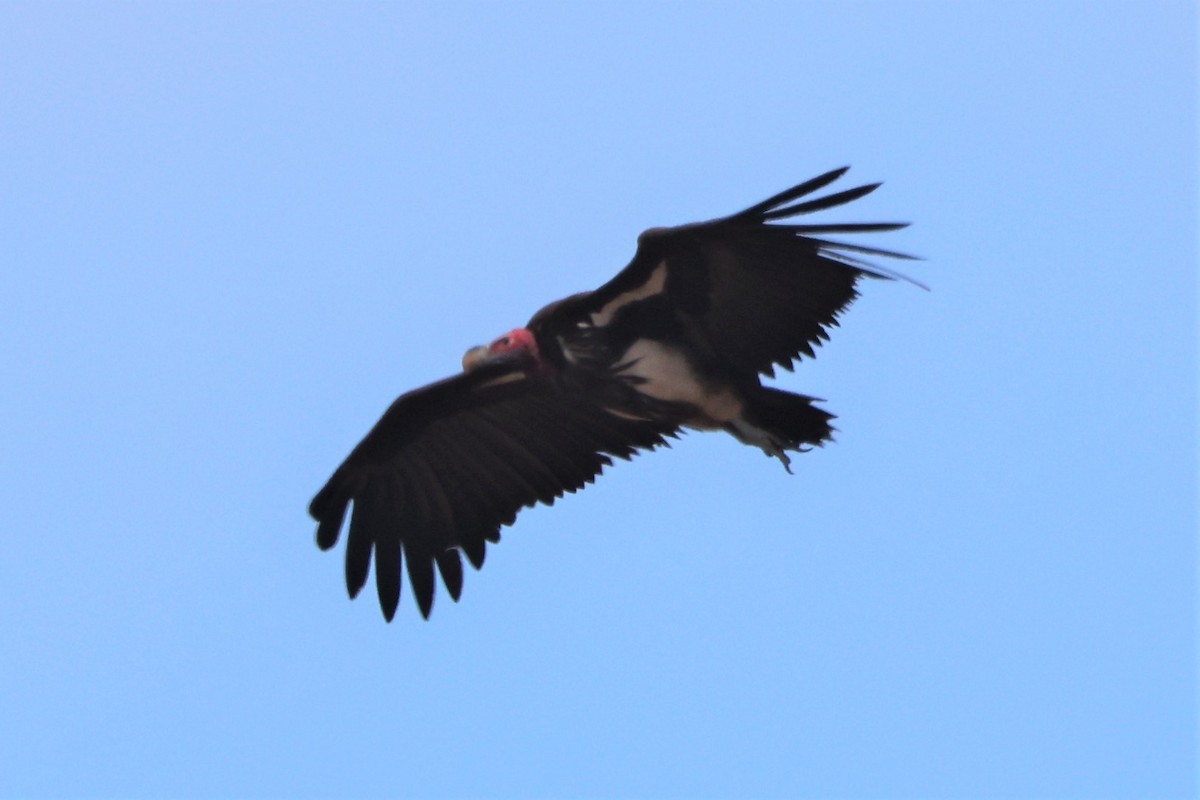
[310,167,917,621]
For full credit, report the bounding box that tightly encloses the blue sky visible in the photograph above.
[1,2,1195,798]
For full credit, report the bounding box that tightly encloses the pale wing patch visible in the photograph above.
[602,406,656,422]
[556,335,580,365]
[590,262,668,327]
[477,372,527,389]
[618,339,743,427]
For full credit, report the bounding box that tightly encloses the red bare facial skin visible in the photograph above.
[488,328,540,360]
[462,328,543,373]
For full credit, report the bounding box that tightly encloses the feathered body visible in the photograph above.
[310,167,916,620]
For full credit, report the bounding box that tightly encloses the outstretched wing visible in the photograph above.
[549,167,918,377]
[309,361,675,621]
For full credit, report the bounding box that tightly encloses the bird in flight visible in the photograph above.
[310,167,917,621]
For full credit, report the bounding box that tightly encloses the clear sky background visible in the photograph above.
[2,3,1195,798]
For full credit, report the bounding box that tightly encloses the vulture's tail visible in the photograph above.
[724,388,835,473]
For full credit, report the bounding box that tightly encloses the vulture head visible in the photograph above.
[462,328,542,372]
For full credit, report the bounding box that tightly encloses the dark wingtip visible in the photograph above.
[406,550,436,620]
[376,540,400,620]
[374,539,401,622]
[414,583,434,619]
[315,514,344,551]
[462,539,486,570]
[380,598,398,623]
[733,167,853,220]
[788,221,909,234]
[436,550,464,603]
[761,181,882,221]
[311,482,349,550]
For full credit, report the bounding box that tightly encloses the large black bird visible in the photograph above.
[310,167,917,620]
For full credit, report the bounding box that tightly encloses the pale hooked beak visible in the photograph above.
[462,345,491,372]
[463,328,540,373]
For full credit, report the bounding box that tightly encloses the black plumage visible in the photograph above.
[310,167,917,620]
